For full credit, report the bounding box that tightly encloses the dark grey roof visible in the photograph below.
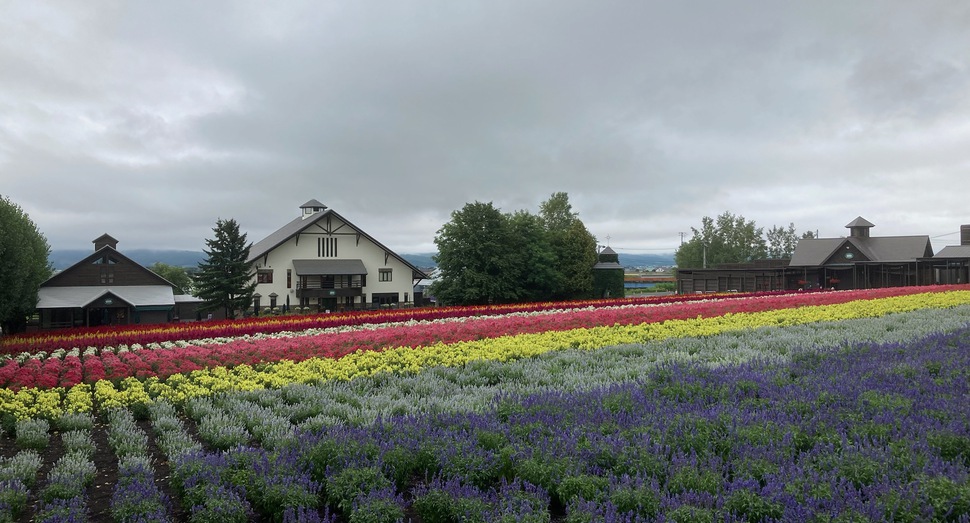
[789,238,843,266]
[845,216,875,228]
[852,236,933,262]
[92,233,119,245]
[593,261,624,270]
[789,235,932,266]
[248,212,324,262]
[37,285,175,309]
[292,259,368,275]
[935,245,970,258]
[599,246,617,255]
[300,199,326,209]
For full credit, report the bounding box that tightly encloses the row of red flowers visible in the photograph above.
[0,291,803,355]
[1,286,955,391]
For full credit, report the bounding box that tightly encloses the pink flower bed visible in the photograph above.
[0,292,803,355]
[1,286,958,391]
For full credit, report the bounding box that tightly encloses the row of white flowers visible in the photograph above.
[3,296,746,363]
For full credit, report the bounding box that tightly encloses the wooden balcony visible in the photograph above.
[295,278,363,299]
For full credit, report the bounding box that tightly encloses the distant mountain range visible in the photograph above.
[50,250,675,271]
[398,252,676,269]
[50,249,208,271]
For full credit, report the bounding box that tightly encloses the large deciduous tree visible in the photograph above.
[765,222,800,259]
[149,262,194,295]
[431,193,597,306]
[540,192,598,300]
[0,196,52,334]
[193,218,256,319]
[507,210,557,302]
[430,202,522,305]
[675,211,767,269]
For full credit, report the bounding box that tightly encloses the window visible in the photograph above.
[318,237,338,257]
[287,269,292,289]
[372,293,399,306]
[379,269,392,282]
[100,268,114,284]
[257,269,274,284]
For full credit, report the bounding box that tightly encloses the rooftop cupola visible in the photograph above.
[300,199,327,219]
[845,217,875,239]
[92,233,119,251]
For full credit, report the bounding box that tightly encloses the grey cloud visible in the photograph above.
[2,0,969,256]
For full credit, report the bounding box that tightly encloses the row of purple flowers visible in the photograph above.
[165,326,970,522]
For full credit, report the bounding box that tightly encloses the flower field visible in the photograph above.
[1,286,969,522]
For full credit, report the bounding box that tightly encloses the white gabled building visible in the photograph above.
[247,200,429,314]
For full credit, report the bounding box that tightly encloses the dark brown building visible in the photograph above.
[677,218,970,294]
[36,235,183,329]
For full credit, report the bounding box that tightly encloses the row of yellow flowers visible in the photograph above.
[4,290,970,420]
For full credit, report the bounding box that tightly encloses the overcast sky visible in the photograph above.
[3,1,969,256]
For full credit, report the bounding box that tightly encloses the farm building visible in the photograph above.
[247,200,429,314]
[34,234,211,328]
[676,218,970,294]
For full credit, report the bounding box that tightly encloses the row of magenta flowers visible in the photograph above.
[2,287,970,421]
[118,326,970,520]
[0,286,960,390]
[0,292,784,355]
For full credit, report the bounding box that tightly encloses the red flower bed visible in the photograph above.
[1,285,962,391]
[0,291,805,355]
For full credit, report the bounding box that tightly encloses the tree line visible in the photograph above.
[0,193,818,333]
[674,211,815,269]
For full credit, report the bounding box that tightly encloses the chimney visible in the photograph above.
[961,225,970,246]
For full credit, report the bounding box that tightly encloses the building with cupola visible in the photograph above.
[247,200,429,314]
[34,234,192,328]
[676,217,970,293]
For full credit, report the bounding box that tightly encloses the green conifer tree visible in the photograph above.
[193,218,256,319]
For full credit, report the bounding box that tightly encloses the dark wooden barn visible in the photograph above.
[676,218,970,294]
[36,235,201,329]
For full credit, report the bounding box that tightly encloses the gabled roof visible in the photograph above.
[37,285,175,309]
[850,236,933,262]
[789,235,933,266]
[248,206,429,279]
[789,238,844,266]
[934,245,970,258]
[301,199,326,209]
[92,233,119,245]
[42,244,176,288]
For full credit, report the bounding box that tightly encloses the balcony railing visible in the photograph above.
[296,279,363,290]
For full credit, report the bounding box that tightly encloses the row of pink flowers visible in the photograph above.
[1,285,958,391]
[0,291,808,355]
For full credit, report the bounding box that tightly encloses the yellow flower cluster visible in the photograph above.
[0,388,65,420]
[3,290,969,418]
